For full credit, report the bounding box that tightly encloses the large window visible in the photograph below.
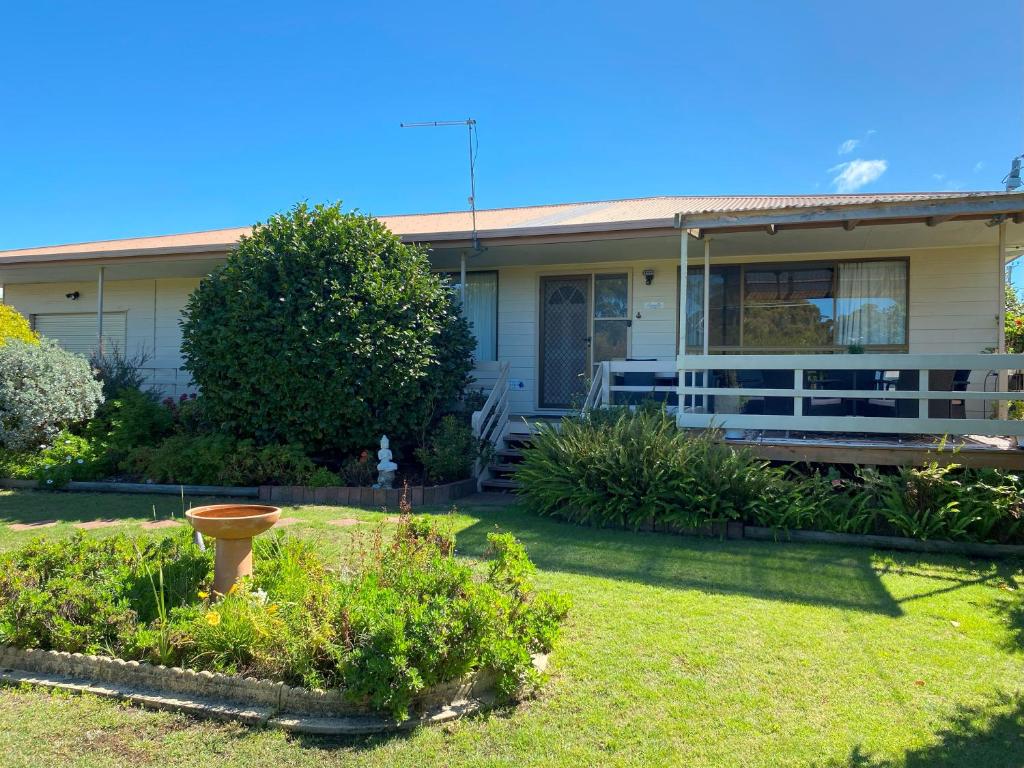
[684,259,907,352]
[441,271,498,361]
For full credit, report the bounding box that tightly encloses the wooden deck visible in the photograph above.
[733,434,1024,470]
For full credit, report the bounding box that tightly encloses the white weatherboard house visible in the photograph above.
[4,192,1024,485]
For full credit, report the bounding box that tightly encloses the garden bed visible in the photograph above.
[0,645,547,735]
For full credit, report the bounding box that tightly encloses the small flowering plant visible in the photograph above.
[31,430,101,488]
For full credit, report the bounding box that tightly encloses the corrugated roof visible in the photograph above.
[0,192,1010,262]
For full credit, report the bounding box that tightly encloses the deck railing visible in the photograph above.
[678,353,1024,437]
[470,361,511,489]
[582,360,678,413]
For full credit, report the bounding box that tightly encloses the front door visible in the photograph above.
[539,275,592,408]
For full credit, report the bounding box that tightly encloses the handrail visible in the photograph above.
[471,361,511,489]
[580,362,608,413]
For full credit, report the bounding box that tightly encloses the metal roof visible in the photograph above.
[0,191,1018,264]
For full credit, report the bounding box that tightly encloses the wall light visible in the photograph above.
[65,291,80,301]
[642,269,655,286]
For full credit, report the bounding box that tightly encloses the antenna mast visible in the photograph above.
[401,119,479,306]
[400,119,479,250]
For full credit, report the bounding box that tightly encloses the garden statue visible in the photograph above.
[375,434,398,489]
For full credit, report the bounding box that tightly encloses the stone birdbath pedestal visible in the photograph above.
[186,504,281,595]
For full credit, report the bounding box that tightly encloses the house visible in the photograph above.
[3,192,1024,482]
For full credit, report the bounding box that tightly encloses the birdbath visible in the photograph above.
[186,504,281,595]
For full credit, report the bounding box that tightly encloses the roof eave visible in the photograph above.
[675,193,1024,233]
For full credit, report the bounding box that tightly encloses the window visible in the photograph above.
[684,259,907,352]
[32,312,127,357]
[441,271,498,361]
[742,266,834,349]
[592,273,629,363]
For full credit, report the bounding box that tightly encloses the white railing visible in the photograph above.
[470,361,511,489]
[677,353,1024,437]
[582,360,679,412]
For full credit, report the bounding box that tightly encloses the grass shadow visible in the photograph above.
[454,506,905,616]
[820,693,1024,767]
[0,489,251,526]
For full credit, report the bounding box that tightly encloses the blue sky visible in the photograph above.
[0,1,1021,250]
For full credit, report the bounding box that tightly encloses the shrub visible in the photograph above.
[217,442,319,487]
[89,345,152,399]
[85,388,175,475]
[32,430,104,488]
[0,339,103,452]
[0,306,38,345]
[0,532,210,654]
[518,408,1024,545]
[517,406,780,530]
[124,434,326,486]
[124,433,238,485]
[868,463,1024,543]
[180,202,475,457]
[334,522,569,719]
[415,415,478,484]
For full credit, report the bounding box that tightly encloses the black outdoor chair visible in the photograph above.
[866,369,971,420]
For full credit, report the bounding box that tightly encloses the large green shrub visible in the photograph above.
[517,406,783,529]
[0,338,103,452]
[180,202,475,456]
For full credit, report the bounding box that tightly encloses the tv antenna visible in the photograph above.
[401,119,480,303]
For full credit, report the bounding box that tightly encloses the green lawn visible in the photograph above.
[0,489,1021,767]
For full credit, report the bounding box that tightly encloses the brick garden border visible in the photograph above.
[0,645,547,735]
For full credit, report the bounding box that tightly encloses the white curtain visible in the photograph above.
[835,261,907,347]
[462,272,498,361]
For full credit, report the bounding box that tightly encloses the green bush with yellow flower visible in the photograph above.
[0,516,569,720]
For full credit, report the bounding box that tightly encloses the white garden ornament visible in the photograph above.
[375,435,398,489]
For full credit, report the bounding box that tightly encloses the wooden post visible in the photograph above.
[919,369,929,420]
[677,231,688,423]
[96,266,105,356]
[702,239,710,411]
[459,252,467,306]
[793,369,803,417]
[998,221,1008,420]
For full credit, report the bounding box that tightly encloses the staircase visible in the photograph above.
[480,431,532,492]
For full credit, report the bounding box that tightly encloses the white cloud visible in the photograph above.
[932,173,946,182]
[838,138,859,155]
[973,161,985,173]
[829,159,888,193]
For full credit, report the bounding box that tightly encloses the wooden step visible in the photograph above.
[488,463,521,474]
[495,448,524,459]
[480,478,520,490]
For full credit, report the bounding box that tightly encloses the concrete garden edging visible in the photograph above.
[0,478,259,497]
[0,477,479,508]
[259,478,477,508]
[0,645,547,735]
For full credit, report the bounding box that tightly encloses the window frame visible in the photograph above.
[436,269,500,361]
[679,256,910,354]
